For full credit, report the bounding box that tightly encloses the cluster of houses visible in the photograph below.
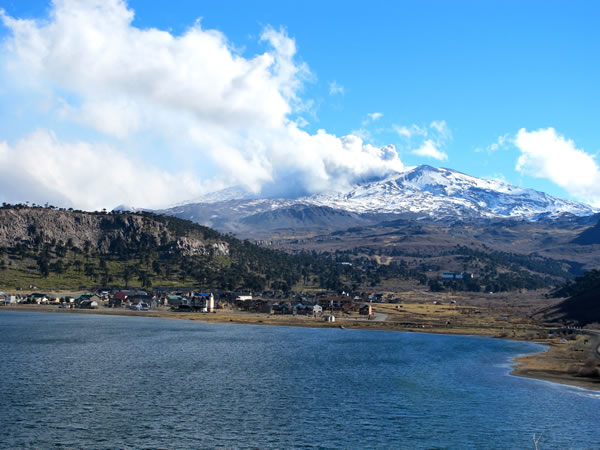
[1,287,379,319]
[0,291,105,309]
[236,293,373,317]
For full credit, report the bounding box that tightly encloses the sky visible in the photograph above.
[0,0,599,211]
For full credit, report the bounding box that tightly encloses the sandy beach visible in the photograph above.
[510,334,600,390]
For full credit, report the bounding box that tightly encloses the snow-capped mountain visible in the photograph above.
[304,165,596,219]
[158,165,597,232]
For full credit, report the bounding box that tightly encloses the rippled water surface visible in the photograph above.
[1,311,599,448]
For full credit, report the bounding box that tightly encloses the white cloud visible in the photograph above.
[0,0,405,209]
[515,128,600,205]
[486,173,507,183]
[412,139,448,161]
[392,121,451,161]
[328,80,345,95]
[79,99,142,139]
[429,120,451,141]
[361,112,383,126]
[0,130,207,211]
[476,134,510,154]
[393,124,427,139]
[349,128,372,141]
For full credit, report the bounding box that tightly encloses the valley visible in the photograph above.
[2,164,599,390]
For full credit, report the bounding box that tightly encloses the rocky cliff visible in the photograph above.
[0,207,229,257]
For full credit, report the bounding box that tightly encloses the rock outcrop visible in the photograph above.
[0,207,229,257]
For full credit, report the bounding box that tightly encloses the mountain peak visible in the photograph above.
[164,165,597,228]
[305,166,596,220]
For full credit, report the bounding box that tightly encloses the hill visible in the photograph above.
[0,205,592,294]
[533,270,600,326]
[0,205,340,291]
[572,216,600,245]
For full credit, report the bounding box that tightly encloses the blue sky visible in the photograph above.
[0,0,599,210]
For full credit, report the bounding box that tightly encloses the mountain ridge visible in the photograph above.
[156,165,597,233]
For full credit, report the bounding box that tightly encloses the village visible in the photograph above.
[3,269,552,333]
[0,269,552,337]
[0,287,384,323]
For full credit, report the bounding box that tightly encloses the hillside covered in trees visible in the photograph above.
[0,205,335,291]
[0,204,583,293]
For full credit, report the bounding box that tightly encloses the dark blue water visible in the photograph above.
[1,311,599,449]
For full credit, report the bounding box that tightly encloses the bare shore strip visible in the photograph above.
[2,304,599,392]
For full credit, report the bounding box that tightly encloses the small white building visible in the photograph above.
[312,304,323,315]
[130,302,149,311]
[207,293,215,313]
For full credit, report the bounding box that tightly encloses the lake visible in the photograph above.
[1,311,599,448]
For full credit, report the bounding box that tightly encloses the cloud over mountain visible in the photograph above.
[0,0,403,209]
[393,120,451,161]
[515,128,600,207]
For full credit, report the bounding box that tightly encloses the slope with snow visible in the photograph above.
[304,165,596,219]
[157,165,597,230]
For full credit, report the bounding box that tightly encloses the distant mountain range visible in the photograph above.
[153,165,597,234]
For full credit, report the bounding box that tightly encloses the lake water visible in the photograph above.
[1,311,599,449]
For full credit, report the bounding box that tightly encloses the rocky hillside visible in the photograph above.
[0,205,574,294]
[0,206,229,257]
[0,205,339,291]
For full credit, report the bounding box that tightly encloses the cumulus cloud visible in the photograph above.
[412,140,448,161]
[515,128,600,205]
[0,0,404,209]
[392,121,451,161]
[0,130,207,211]
[328,80,345,95]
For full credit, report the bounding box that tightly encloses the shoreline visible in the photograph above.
[2,304,599,392]
[510,338,600,391]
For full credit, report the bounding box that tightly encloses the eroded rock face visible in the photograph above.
[0,208,229,257]
[212,242,229,256]
[175,237,229,257]
[0,208,102,247]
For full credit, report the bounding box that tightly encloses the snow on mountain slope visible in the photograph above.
[161,165,597,225]
[303,165,596,219]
